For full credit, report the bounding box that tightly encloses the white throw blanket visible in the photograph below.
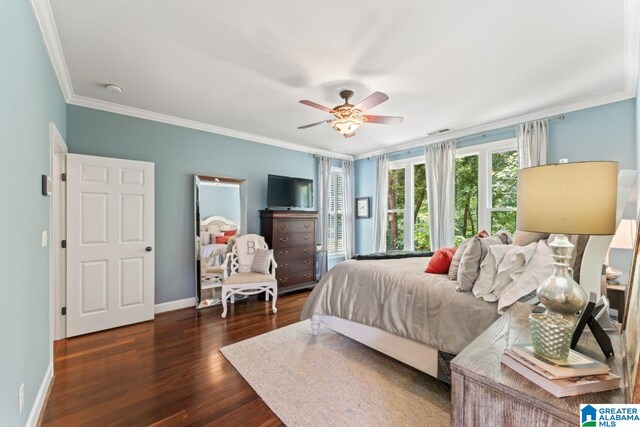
[234,234,267,273]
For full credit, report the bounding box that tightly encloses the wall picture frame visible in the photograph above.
[356,197,371,219]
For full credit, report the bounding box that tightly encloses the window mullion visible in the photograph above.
[406,163,415,250]
[477,150,490,233]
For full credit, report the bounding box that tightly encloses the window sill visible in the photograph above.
[328,253,345,259]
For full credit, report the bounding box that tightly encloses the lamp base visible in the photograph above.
[537,234,587,322]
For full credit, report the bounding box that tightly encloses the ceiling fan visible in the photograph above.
[298,90,403,138]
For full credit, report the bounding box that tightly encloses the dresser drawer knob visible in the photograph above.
[279,224,289,230]
[304,236,311,241]
[279,277,288,283]
[304,273,312,279]
[281,263,288,269]
[279,237,289,242]
[279,250,288,256]
[304,223,311,228]
[304,259,312,265]
[304,248,311,253]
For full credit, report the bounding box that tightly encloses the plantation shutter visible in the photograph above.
[327,170,345,254]
[336,172,344,253]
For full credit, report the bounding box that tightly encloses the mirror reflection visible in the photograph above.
[194,175,246,309]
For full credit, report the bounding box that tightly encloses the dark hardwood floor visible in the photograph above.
[42,291,311,426]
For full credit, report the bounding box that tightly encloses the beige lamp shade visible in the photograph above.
[517,161,618,235]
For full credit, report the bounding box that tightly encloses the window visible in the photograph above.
[385,138,517,250]
[455,154,479,245]
[490,150,518,234]
[456,138,518,238]
[327,168,344,255]
[387,167,405,250]
[386,160,430,251]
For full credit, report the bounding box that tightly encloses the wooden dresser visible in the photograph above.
[259,210,318,294]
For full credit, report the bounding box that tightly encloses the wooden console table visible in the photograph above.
[451,304,626,426]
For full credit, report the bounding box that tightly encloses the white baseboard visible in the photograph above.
[27,362,53,427]
[154,297,196,314]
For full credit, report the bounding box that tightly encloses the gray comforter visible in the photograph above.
[300,257,501,355]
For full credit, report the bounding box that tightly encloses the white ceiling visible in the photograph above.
[48,0,636,158]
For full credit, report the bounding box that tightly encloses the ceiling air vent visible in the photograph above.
[427,128,450,136]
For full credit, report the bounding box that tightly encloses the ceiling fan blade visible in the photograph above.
[364,115,404,125]
[343,132,356,138]
[299,100,334,113]
[298,120,330,129]
[355,91,389,111]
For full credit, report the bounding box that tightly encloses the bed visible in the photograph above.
[302,171,637,381]
[301,256,505,379]
[199,215,239,266]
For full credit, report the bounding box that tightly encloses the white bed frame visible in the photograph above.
[311,170,638,380]
[311,314,440,377]
[201,215,240,234]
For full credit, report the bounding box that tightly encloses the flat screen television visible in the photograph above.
[267,174,313,209]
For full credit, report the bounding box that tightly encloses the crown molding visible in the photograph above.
[353,89,635,160]
[68,95,354,160]
[29,0,73,100]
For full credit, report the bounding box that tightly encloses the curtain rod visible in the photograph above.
[365,114,566,160]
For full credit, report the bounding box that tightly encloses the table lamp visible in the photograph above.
[517,161,618,359]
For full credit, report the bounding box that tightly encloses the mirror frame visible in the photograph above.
[194,174,247,309]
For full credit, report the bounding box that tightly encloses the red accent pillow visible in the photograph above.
[215,235,230,244]
[425,247,456,274]
[224,230,237,237]
[477,230,489,238]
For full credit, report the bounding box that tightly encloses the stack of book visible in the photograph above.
[501,345,620,397]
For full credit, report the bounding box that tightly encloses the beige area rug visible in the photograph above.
[220,321,451,426]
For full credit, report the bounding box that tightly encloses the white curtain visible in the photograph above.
[342,160,356,259]
[425,140,456,250]
[373,154,389,252]
[516,119,548,168]
[316,156,331,274]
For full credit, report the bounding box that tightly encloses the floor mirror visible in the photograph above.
[194,174,247,309]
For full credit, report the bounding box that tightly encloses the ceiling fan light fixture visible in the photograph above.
[331,108,363,137]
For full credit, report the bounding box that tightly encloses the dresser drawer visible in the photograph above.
[276,270,314,286]
[274,245,314,259]
[276,257,314,274]
[274,219,315,233]
[274,233,314,247]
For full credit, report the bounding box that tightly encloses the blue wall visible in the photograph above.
[354,99,637,254]
[66,105,317,304]
[0,0,67,424]
[199,184,241,224]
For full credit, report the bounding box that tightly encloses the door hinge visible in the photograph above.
[61,173,66,182]
[61,240,66,249]
[61,307,66,316]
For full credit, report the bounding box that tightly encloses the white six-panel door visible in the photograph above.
[66,154,155,337]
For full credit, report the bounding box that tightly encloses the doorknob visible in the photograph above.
[146,246,153,252]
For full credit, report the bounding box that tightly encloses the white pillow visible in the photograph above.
[483,242,537,302]
[251,249,273,274]
[497,240,553,313]
[473,244,513,298]
[201,231,212,245]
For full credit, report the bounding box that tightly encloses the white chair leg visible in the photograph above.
[265,289,269,301]
[271,285,278,314]
[221,288,228,318]
[231,292,235,304]
[311,314,320,335]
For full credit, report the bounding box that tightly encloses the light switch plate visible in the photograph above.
[41,231,48,247]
